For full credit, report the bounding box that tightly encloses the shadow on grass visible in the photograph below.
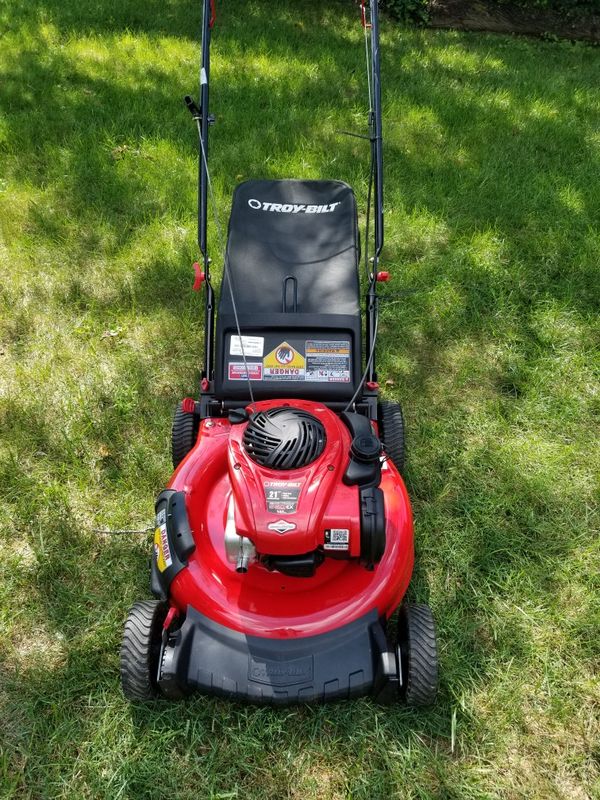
[2,0,598,319]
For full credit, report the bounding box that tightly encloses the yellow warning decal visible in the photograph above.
[263,341,306,381]
[153,524,173,572]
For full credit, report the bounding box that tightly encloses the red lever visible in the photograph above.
[376,271,390,282]
[163,606,178,631]
[366,381,379,391]
[181,397,196,414]
[361,0,372,28]
[193,262,205,291]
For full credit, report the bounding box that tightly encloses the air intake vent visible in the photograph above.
[243,407,326,470]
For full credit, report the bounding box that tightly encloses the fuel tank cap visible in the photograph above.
[350,433,381,463]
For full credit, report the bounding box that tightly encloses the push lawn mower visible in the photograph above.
[120,0,438,705]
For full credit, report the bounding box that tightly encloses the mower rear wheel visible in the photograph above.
[398,603,438,706]
[378,400,405,473]
[120,600,167,701]
[172,402,199,468]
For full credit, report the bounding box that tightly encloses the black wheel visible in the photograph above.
[378,400,405,473]
[171,402,199,468]
[398,603,438,706]
[120,600,167,701]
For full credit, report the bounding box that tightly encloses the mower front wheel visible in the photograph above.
[398,603,438,706]
[171,402,199,468]
[120,600,167,701]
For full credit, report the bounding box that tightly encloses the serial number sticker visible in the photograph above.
[324,528,350,551]
[228,362,263,381]
[305,340,351,383]
[264,480,302,514]
[230,335,264,357]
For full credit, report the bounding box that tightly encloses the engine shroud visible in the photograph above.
[229,402,358,558]
[243,407,326,470]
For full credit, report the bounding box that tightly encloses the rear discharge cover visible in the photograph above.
[215,180,362,401]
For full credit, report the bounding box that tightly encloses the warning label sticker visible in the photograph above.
[230,335,264,357]
[228,362,263,381]
[263,342,305,381]
[264,480,303,515]
[227,340,351,383]
[324,528,350,551]
[305,340,351,383]
[154,509,173,572]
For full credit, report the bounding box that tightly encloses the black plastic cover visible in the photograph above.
[342,411,382,488]
[263,551,322,578]
[215,320,362,401]
[243,407,326,470]
[214,179,363,402]
[220,180,360,317]
[158,606,395,704]
[360,487,386,567]
[150,490,195,600]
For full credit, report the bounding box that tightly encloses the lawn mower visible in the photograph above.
[120,0,438,705]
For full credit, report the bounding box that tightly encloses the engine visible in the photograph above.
[224,401,386,577]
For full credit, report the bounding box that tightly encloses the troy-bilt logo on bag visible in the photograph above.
[248,198,341,214]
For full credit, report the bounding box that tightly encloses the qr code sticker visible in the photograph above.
[324,528,350,550]
[331,529,349,543]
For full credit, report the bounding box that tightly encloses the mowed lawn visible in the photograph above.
[1,0,599,797]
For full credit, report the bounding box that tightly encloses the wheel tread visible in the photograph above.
[120,600,166,701]
[171,403,198,468]
[379,400,405,473]
[399,603,439,707]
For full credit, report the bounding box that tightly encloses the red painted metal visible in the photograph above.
[167,400,414,639]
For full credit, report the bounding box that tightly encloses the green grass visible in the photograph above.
[1,0,599,797]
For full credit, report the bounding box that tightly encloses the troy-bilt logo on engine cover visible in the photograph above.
[267,519,297,534]
[248,199,341,214]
